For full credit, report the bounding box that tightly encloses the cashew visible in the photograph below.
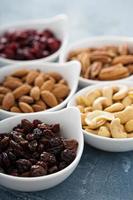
[81,113,87,126]
[122,96,132,106]
[84,107,93,113]
[84,127,98,135]
[114,106,133,124]
[125,120,133,132]
[77,105,85,113]
[102,86,113,106]
[113,85,128,100]
[98,126,111,137]
[85,89,101,106]
[110,118,127,138]
[128,91,133,99]
[92,97,109,110]
[76,96,86,106]
[85,110,114,129]
[105,103,124,112]
[127,133,133,138]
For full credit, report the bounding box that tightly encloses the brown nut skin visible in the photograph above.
[32,104,44,112]
[11,69,29,77]
[36,100,47,110]
[30,86,40,101]
[0,86,11,94]
[40,80,54,92]
[13,84,31,99]
[26,70,39,84]
[19,102,34,113]
[34,74,44,88]
[47,72,62,82]
[2,92,15,110]
[10,106,21,113]
[41,91,58,107]
[3,80,22,90]
[19,96,34,104]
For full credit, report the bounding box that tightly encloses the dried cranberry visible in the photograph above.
[33,128,42,139]
[61,149,76,164]
[2,152,10,168]
[37,143,44,153]
[59,161,68,170]
[7,151,16,162]
[16,159,32,173]
[21,119,34,133]
[33,119,42,127]
[0,136,10,150]
[30,165,47,177]
[47,38,61,52]
[26,133,35,141]
[40,152,56,166]
[28,140,38,152]
[48,165,58,174]
[63,139,78,151]
[51,124,60,133]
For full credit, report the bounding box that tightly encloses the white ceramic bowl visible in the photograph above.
[0,14,68,66]
[60,36,133,87]
[0,107,84,191]
[0,61,81,119]
[68,80,133,152]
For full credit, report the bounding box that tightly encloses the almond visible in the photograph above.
[58,79,67,85]
[77,52,90,75]
[40,80,54,91]
[13,84,31,99]
[3,80,22,90]
[127,64,133,74]
[99,66,129,80]
[19,96,34,104]
[2,92,15,110]
[10,106,21,113]
[47,72,62,82]
[26,70,39,84]
[90,62,102,79]
[112,55,133,65]
[19,102,33,113]
[34,74,44,87]
[90,55,112,63]
[0,86,11,94]
[30,86,40,101]
[0,94,4,104]
[52,84,70,99]
[36,100,47,109]
[11,69,29,77]
[32,104,44,112]
[41,91,58,107]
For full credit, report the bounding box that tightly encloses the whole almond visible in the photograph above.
[34,74,44,87]
[36,100,47,109]
[26,70,39,84]
[47,72,62,82]
[13,84,31,99]
[40,80,54,91]
[0,86,11,94]
[41,91,58,107]
[0,94,4,104]
[58,79,67,85]
[10,106,21,113]
[5,76,22,83]
[32,104,44,112]
[30,86,40,101]
[19,102,33,113]
[11,69,29,77]
[2,92,15,110]
[19,96,34,104]
[52,84,70,99]
[3,80,22,90]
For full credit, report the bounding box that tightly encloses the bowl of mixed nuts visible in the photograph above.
[0,14,68,66]
[0,107,84,191]
[0,61,80,119]
[60,36,133,87]
[68,81,133,152]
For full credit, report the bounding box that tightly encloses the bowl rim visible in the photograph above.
[0,60,81,116]
[0,14,68,63]
[0,107,84,181]
[67,80,133,142]
[59,35,133,84]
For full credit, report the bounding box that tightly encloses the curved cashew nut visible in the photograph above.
[102,86,113,106]
[114,106,133,124]
[98,126,111,137]
[92,97,109,110]
[85,89,101,106]
[105,103,124,112]
[122,96,132,107]
[81,113,87,126]
[125,119,133,132]
[85,110,114,129]
[113,85,128,100]
[110,118,127,138]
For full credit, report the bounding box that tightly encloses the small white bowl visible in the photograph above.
[0,61,81,119]
[0,107,84,191]
[0,14,68,66]
[60,36,133,87]
[68,80,133,152]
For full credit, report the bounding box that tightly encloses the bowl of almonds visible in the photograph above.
[68,81,133,152]
[0,61,80,119]
[60,36,133,87]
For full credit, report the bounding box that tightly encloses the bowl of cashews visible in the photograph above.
[68,81,133,152]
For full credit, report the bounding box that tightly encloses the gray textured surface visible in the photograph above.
[0,0,133,199]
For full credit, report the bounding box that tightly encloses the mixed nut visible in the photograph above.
[76,85,133,138]
[67,44,133,81]
[0,68,70,113]
[0,29,61,60]
[0,119,78,177]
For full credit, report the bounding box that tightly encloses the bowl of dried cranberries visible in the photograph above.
[0,107,84,191]
[0,14,68,66]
